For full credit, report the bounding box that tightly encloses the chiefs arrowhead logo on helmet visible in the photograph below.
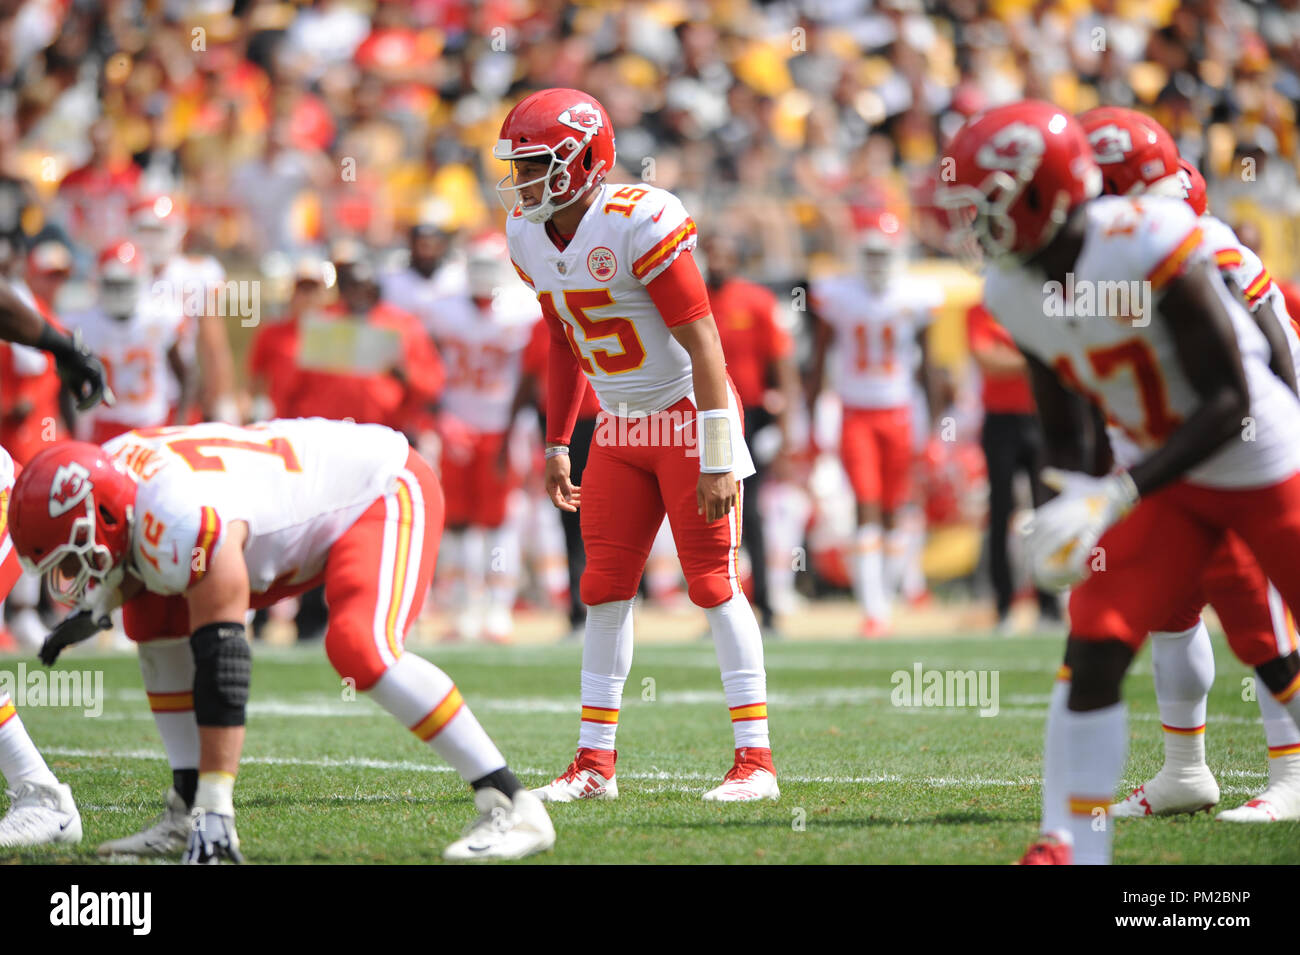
[558,103,604,135]
[975,122,1047,174]
[49,462,93,518]
[1088,124,1135,164]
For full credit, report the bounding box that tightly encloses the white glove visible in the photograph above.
[184,808,245,864]
[1021,468,1139,592]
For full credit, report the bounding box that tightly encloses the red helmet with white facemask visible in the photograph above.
[934,100,1102,264]
[858,208,907,292]
[98,239,147,320]
[493,88,616,224]
[9,442,138,607]
[1079,106,1182,199]
[466,232,512,303]
[130,193,184,266]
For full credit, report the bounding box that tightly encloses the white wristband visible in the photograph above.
[697,409,733,473]
[545,445,570,459]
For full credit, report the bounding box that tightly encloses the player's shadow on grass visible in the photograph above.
[638,810,1036,831]
[233,791,470,810]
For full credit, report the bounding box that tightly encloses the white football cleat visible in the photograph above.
[1216,795,1298,822]
[1218,755,1300,822]
[702,747,780,802]
[98,787,191,856]
[0,780,82,847]
[531,749,618,803]
[443,788,555,861]
[482,605,513,645]
[1110,769,1219,817]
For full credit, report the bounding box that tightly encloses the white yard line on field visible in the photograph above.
[42,745,1039,787]
[78,688,1273,733]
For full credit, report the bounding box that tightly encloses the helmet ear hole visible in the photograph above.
[583,147,593,172]
[99,504,117,527]
[1025,185,1041,213]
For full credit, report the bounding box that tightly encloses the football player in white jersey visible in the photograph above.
[496,88,778,802]
[9,419,554,862]
[428,232,539,642]
[1077,108,1300,823]
[0,279,110,848]
[381,211,466,332]
[937,100,1300,864]
[133,197,239,424]
[65,240,191,444]
[808,210,941,637]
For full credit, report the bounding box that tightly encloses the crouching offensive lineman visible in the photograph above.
[9,418,554,862]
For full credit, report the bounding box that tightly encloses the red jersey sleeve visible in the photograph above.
[645,250,712,328]
[545,310,585,445]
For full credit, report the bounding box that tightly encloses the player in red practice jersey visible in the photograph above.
[496,88,778,802]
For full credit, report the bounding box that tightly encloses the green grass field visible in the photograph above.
[4,628,1299,864]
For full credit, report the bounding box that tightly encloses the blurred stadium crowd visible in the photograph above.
[0,0,1298,646]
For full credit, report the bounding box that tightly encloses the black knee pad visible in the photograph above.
[191,622,251,727]
[1257,651,1300,698]
[1066,637,1133,711]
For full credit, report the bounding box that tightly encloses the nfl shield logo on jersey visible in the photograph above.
[588,247,617,281]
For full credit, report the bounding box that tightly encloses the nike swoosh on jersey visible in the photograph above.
[651,206,665,223]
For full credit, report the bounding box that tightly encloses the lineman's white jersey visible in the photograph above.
[103,418,410,597]
[506,182,701,417]
[64,304,181,435]
[427,288,538,433]
[810,274,940,409]
[984,195,1300,489]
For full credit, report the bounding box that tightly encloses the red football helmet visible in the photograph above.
[1177,158,1208,216]
[130,193,184,265]
[858,208,906,291]
[466,231,511,302]
[493,88,616,223]
[98,239,147,318]
[1079,106,1182,198]
[935,100,1101,263]
[10,442,138,607]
